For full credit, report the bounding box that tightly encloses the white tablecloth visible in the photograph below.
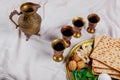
[0,0,120,80]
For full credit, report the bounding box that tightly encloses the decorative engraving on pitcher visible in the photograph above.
[9,2,42,41]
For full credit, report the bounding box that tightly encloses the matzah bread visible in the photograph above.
[94,36,102,48]
[92,36,120,79]
[110,75,120,80]
[92,36,109,69]
[93,71,120,79]
[92,67,120,75]
[92,60,109,69]
[90,36,120,72]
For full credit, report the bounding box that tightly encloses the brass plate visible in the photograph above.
[66,39,93,80]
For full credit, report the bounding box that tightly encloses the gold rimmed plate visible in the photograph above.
[65,39,119,80]
[65,39,94,80]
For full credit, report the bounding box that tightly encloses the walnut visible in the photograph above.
[77,60,85,70]
[68,60,77,71]
[72,53,81,62]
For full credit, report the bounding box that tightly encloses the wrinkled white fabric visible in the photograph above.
[0,0,120,80]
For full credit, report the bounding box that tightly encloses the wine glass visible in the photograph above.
[72,17,86,38]
[51,39,66,62]
[87,13,100,33]
[61,26,74,47]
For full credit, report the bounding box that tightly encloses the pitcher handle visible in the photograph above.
[9,10,22,29]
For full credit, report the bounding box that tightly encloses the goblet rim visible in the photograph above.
[87,13,100,23]
[72,17,86,27]
[51,39,66,50]
[61,26,74,36]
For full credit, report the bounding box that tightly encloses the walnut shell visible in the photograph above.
[72,53,81,62]
[77,60,85,70]
[68,60,77,71]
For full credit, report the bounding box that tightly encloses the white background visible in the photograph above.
[0,0,120,80]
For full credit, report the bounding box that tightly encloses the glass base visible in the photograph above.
[87,27,95,34]
[73,32,81,38]
[64,40,71,48]
[53,55,63,62]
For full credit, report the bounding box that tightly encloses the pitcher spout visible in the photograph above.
[34,3,41,9]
